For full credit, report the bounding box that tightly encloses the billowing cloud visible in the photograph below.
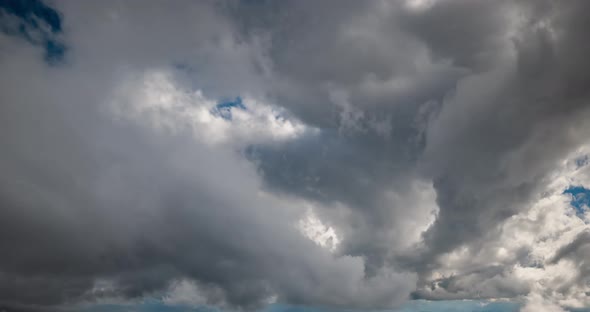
[1,1,590,311]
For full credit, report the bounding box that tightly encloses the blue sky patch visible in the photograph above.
[0,0,62,32]
[212,97,247,120]
[44,39,66,63]
[564,185,590,216]
[0,0,66,64]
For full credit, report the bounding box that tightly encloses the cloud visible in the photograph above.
[413,149,590,308]
[0,1,416,310]
[1,0,590,311]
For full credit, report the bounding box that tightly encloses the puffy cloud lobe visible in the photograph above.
[414,151,590,308]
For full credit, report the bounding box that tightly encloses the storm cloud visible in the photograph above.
[1,1,590,311]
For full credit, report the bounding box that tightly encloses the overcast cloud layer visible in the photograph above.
[1,1,590,311]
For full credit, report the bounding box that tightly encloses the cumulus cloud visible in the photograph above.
[1,0,590,311]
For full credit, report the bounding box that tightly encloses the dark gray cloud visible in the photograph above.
[0,56,413,309]
[0,2,415,310]
[229,0,590,306]
[551,231,590,264]
[233,0,590,272]
[1,0,590,311]
[418,0,590,265]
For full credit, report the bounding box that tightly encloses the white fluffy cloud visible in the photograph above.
[416,147,590,309]
[109,70,311,145]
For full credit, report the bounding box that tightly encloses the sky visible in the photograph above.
[0,0,590,312]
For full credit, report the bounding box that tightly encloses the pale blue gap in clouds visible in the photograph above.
[564,185,590,217]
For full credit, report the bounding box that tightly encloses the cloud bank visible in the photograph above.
[1,0,590,311]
